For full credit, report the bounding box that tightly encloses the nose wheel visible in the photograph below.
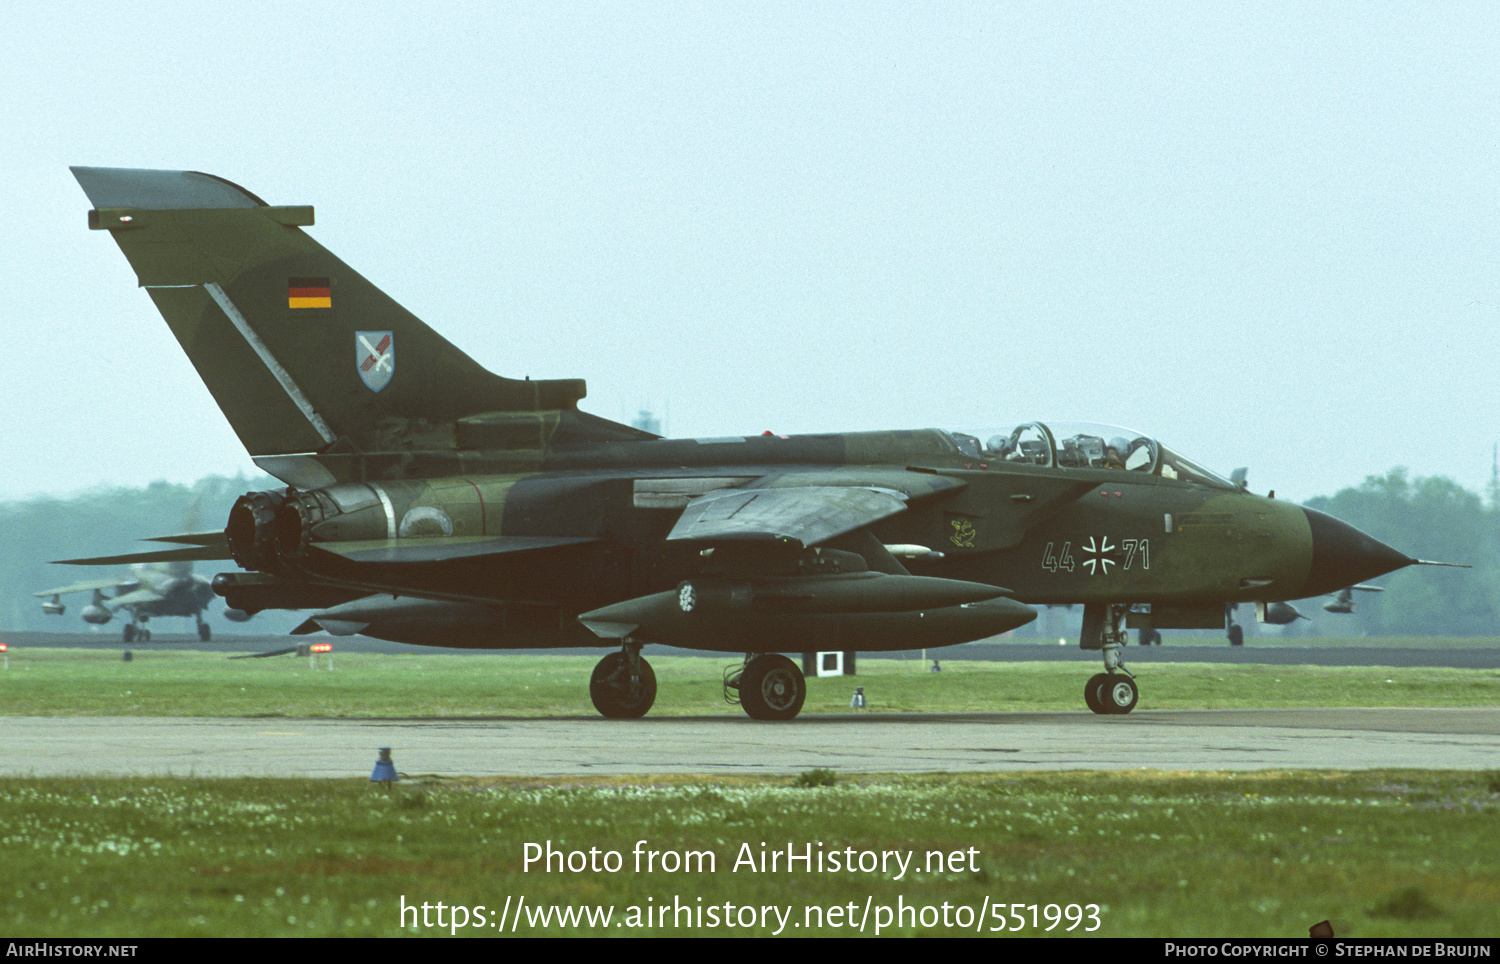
[1086,673,1138,714]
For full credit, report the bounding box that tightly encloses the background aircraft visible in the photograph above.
[1135,583,1386,646]
[67,166,1452,719]
[35,560,249,642]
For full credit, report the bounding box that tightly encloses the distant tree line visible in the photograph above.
[1303,468,1499,637]
[2,468,1496,637]
[0,474,283,634]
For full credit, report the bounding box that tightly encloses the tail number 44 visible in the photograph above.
[1042,539,1149,574]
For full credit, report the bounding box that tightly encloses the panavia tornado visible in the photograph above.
[35,561,249,643]
[68,166,1443,720]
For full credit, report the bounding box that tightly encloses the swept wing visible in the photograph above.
[667,486,909,547]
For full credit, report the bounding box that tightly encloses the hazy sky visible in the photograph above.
[3,2,1497,506]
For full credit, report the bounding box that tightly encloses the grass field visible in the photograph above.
[1,646,1496,939]
[0,647,1496,717]
[1,770,1496,938]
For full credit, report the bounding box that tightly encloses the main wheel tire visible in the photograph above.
[1101,675,1138,714]
[122,624,135,643]
[589,652,657,719]
[1084,672,1111,714]
[1228,625,1244,647]
[740,654,807,721]
[198,623,212,642]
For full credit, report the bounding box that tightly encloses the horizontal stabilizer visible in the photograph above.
[146,531,230,548]
[309,534,599,565]
[297,595,525,645]
[54,545,233,566]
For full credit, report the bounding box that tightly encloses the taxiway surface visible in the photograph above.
[3,708,1497,778]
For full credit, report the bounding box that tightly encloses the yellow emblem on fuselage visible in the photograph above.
[949,519,976,548]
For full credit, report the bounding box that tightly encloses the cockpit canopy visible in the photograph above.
[945,422,1240,490]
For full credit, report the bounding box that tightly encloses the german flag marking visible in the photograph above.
[288,276,332,309]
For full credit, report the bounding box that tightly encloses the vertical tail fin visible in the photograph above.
[72,167,646,463]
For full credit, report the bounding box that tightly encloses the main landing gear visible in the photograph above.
[725,653,807,721]
[1084,603,1138,715]
[589,642,657,719]
[586,646,810,721]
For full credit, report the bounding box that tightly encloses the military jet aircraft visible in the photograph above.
[35,560,249,642]
[1323,584,1383,615]
[68,166,1448,719]
[1153,582,1386,646]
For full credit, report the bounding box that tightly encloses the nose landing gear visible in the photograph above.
[1083,603,1138,714]
[1085,672,1138,714]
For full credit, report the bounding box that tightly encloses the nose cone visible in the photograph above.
[1301,507,1414,597]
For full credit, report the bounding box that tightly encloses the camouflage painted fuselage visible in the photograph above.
[212,426,1380,651]
[70,167,1416,656]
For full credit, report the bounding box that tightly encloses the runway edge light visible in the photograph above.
[371,747,398,783]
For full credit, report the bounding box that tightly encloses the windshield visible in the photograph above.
[1154,445,1239,489]
[945,422,1238,490]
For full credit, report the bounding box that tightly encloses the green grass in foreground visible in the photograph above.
[2,771,1496,938]
[0,649,1496,717]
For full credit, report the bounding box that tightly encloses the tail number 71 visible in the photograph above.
[1042,539,1149,572]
